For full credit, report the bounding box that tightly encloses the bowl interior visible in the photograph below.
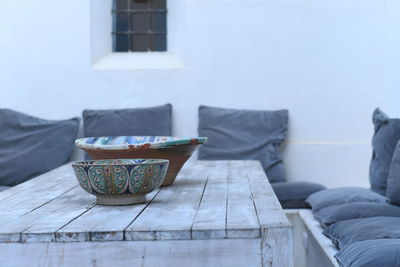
[75,136,208,150]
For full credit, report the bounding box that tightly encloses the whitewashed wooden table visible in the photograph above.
[0,160,293,267]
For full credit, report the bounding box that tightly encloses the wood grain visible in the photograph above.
[226,161,260,238]
[57,190,160,242]
[0,239,261,267]
[125,161,209,241]
[191,161,228,239]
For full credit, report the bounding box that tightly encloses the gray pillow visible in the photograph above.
[369,108,400,195]
[335,239,400,267]
[271,182,326,209]
[305,187,386,212]
[386,141,400,205]
[83,104,172,137]
[0,109,80,186]
[313,202,400,228]
[198,105,288,183]
[323,216,400,250]
[0,186,10,192]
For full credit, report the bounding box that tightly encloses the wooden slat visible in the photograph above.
[56,190,160,242]
[226,161,260,239]
[245,161,293,267]
[0,239,262,267]
[246,161,290,227]
[0,186,95,242]
[299,210,339,267]
[0,165,78,227]
[191,161,228,239]
[125,161,209,241]
[246,160,280,205]
[262,227,294,267]
[0,164,72,202]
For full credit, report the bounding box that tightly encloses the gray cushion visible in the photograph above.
[83,104,172,137]
[314,202,400,228]
[335,239,400,267]
[323,216,400,250]
[271,182,326,209]
[369,108,400,195]
[0,109,80,186]
[306,187,386,212]
[386,141,400,205]
[198,105,288,183]
[0,186,10,192]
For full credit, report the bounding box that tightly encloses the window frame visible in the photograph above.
[112,0,168,52]
[90,0,183,70]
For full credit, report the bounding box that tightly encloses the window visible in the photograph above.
[112,0,167,52]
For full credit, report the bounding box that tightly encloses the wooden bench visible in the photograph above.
[285,209,339,267]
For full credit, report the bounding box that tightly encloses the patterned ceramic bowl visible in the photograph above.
[75,136,207,186]
[72,159,169,205]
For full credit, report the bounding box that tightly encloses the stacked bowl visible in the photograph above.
[72,136,207,205]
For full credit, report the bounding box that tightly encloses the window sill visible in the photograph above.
[92,52,184,70]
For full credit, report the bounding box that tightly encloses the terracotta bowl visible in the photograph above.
[72,159,169,205]
[75,136,207,186]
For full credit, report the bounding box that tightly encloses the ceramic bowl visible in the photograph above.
[75,136,207,186]
[72,159,169,205]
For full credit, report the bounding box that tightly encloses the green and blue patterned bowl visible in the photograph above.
[72,159,169,205]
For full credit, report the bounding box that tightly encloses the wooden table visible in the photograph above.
[0,160,293,267]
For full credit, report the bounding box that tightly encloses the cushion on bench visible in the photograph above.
[0,109,80,186]
[386,140,400,205]
[271,182,326,209]
[313,202,400,228]
[0,186,10,192]
[335,239,400,267]
[323,216,400,250]
[198,105,288,183]
[369,108,400,195]
[83,104,172,138]
[305,187,386,212]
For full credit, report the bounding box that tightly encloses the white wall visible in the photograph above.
[1,0,399,188]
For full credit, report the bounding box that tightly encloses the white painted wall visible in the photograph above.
[1,0,399,188]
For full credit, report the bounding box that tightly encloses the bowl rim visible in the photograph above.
[75,136,208,151]
[72,158,169,167]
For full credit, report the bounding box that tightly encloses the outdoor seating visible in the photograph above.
[82,104,173,137]
[1,0,398,265]
[0,186,10,192]
[271,181,326,209]
[299,108,400,266]
[1,106,400,266]
[0,108,80,187]
[197,105,326,209]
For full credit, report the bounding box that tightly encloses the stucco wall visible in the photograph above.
[1,0,399,188]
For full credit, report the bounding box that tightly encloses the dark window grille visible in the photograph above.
[112,0,167,52]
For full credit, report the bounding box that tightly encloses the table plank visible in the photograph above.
[0,239,261,267]
[0,164,72,202]
[125,161,209,241]
[0,165,78,227]
[0,186,95,242]
[226,161,260,239]
[191,161,228,239]
[246,161,290,227]
[56,190,160,242]
[246,161,293,267]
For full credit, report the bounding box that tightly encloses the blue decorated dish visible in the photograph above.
[72,159,169,205]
